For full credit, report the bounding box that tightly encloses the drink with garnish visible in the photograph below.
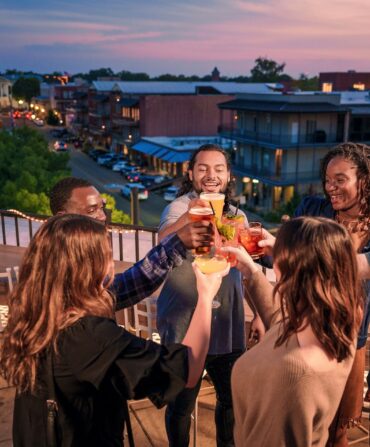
[239,222,264,259]
[199,192,225,220]
[216,216,240,266]
[189,206,215,255]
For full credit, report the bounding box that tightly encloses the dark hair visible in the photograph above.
[50,177,93,215]
[273,216,362,362]
[0,214,114,392]
[320,142,370,229]
[177,144,235,211]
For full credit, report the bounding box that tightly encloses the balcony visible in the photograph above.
[231,163,321,186]
[219,126,341,148]
[112,117,140,128]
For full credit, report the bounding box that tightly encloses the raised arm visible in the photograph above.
[113,220,214,309]
[358,252,370,279]
[183,262,230,387]
[221,246,278,329]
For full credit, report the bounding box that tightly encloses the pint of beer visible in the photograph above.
[189,206,214,255]
[199,193,225,220]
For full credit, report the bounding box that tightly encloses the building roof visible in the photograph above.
[218,99,348,113]
[91,81,117,92]
[132,136,230,163]
[113,81,278,95]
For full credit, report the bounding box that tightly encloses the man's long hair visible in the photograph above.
[273,216,363,362]
[0,214,115,393]
[320,142,370,230]
[177,144,236,211]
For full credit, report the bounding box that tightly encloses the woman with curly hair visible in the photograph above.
[0,214,227,447]
[294,142,370,446]
[223,217,363,446]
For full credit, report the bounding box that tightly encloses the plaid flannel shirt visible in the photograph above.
[112,233,186,310]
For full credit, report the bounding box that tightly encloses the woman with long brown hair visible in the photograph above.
[223,217,363,446]
[294,142,370,446]
[0,214,227,446]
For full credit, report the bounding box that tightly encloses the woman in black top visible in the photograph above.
[0,214,227,446]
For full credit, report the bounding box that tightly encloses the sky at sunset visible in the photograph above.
[0,0,369,78]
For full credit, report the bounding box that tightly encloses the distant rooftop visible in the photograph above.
[110,81,283,95]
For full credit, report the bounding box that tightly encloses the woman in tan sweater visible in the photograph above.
[223,217,363,447]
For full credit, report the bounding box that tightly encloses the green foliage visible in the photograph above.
[117,70,150,81]
[262,192,301,223]
[46,110,60,126]
[0,127,70,214]
[101,193,131,224]
[292,74,319,91]
[250,57,286,82]
[12,77,40,104]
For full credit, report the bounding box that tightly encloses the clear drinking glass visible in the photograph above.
[199,192,225,221]
[239,222,264,259]
[193,254,229,309]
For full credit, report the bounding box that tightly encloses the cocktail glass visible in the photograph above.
[215,216,240,267]
[193,254,229,309]
[239,222,264,259]
[199,192,225,221]
[189,206,215,255]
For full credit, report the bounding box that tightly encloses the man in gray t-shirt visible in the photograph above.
[157,144,246,447]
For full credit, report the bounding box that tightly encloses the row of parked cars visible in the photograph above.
[87,149,179,201]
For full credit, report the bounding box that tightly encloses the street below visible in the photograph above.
[69,149,169,227]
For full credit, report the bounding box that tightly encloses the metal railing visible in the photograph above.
[219,126,341,147]
[0,209,158,263]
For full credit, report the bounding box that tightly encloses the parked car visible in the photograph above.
[88,149,106,160]
[73,138,84,148]
[120,165,140,176]
[53,141,68,151]
[97,154,116,165]
[102,155,125,168]
[33,118,44,126]
[126,172,142,183]
[121,183,149,200]
[164,186,179,201]
[112,161,129,172]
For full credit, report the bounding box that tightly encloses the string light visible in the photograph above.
[5,209,156,236]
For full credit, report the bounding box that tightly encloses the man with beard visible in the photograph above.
[157,144,254,447]
[49,176,215,310]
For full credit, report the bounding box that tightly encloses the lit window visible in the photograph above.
[322,83,332,92]
[353,83,365,91]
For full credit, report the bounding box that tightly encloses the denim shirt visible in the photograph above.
[294,196,370,349]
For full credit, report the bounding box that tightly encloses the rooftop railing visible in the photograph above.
[0,209,158,263]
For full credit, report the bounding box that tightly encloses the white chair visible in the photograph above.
[128,296,202,447]
[0,267,13,294]
[13,265,19,282]
[0,268,15,332]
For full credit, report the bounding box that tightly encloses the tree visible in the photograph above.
[12,77,40,105]
[250,57,286,82]
[101,194,131,224]
[0,127,70,214]
[292,74,319,91]
[117,70,150,81]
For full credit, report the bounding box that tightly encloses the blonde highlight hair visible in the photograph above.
[273,216,363,362]
[0,214,115,392]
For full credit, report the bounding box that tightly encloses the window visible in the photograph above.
[322,83,332,92]
[353,83,365,91]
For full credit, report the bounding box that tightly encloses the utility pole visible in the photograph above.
[130,187,139,225]
[8,85,14,132]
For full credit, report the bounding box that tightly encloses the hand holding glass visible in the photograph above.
[189,206,215,255]
[239,222,264,259]
[193,255,229,308]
